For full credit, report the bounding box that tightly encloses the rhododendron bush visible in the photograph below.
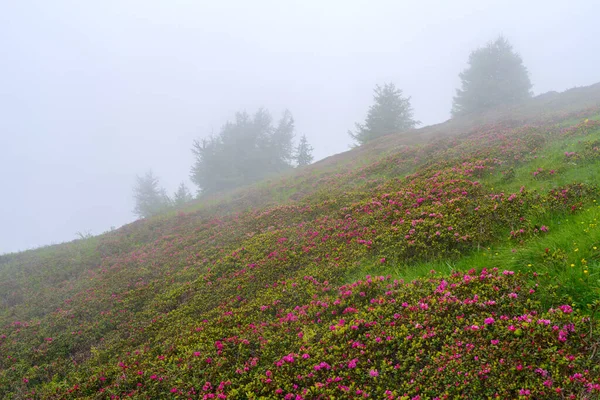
[68,271,599,399]
[1,90,600,399]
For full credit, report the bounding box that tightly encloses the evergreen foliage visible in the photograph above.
[132,170,171,218]
[295,134,314,166]
[349,83,419,146]
[173,182,194,207]
[190,109,296,194]
[452,36,533,117]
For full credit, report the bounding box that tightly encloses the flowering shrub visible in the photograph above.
[582,139,600,162]
[6,269,598,399]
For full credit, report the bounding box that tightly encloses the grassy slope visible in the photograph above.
[1,85,600,399]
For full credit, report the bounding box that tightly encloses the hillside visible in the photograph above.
[2,84,600,399]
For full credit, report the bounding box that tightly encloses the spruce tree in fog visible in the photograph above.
[295,134,314,166]
[190,109,296,194]
[452,36,532,117]
[349,83,419,146]
[173,182,194,207]
[269,110,296,170]
[132,171,171,218]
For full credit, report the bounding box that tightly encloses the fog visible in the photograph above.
[1,0,599,254]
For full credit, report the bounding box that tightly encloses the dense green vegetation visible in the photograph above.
[2,85,600,399]
[190,109,313,195]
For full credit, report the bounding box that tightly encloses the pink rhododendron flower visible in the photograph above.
[559,305,573,314]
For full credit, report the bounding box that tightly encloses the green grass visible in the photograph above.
[481,119,600,194]
[348,202,600,312]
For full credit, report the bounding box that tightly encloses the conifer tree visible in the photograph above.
[269,109,295,169]
[132,171,171,218]
[452,36,533,117]
[191,109,296,194]
[173,182,193,207]
[349,83,419,146]
[295,134,314,166]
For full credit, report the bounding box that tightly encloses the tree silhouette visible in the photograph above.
[349,83,419,146]
[132,171,170,218]
[452,36,532,117]
[295,134,314,166]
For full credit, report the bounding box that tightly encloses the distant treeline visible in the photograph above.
[133,35,532,218]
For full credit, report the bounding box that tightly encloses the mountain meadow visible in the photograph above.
[3,84,600,399]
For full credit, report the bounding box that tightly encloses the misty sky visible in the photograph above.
[1,0,599,254]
